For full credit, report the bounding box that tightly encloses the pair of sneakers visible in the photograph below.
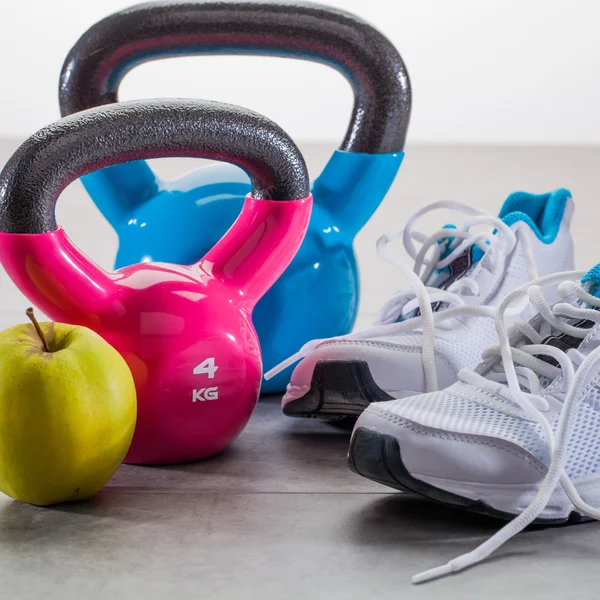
[267,188,600,582]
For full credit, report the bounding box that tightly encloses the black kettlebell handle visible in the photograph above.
[59,1,411,154]
[0,99,310,234]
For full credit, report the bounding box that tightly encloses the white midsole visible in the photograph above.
[412,472,600,520]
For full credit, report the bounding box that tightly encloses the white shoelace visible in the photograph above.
[265,200,537,392]
[413,269,600,584]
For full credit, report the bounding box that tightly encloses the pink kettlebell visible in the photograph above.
[0,99,312,464]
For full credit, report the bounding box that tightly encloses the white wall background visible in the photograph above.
[1,0,599,144]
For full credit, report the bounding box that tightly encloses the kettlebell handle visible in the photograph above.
[59,1,411,154]
[0,99,309,234]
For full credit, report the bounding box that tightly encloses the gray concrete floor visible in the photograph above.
[1,141,600,598]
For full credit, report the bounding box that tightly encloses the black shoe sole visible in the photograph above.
[282,360,394,419]
[348,427,589,526]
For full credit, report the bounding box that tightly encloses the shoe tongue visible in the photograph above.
[426,246,473,291]
[536,271,600,365]
[481,273,594,385]
[538,317,590,364]
[419,223,483,315]
[425,223,474,287]
[480,270,595,391]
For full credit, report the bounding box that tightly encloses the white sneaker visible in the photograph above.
[266,189,575,419]
[348,267,600,583]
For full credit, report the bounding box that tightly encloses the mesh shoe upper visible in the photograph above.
[320,213,574,377]
[368,382,553,469]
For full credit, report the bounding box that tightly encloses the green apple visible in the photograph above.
[0,308,136,506]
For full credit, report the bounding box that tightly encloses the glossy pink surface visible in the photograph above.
[0,195,312,464]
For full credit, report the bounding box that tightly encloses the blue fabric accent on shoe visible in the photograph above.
[471,188,571,263]
[582,264,600,285]
[581,264,600,298]
[498,188,571,244]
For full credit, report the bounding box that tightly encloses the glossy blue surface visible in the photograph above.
[81,149,404,392]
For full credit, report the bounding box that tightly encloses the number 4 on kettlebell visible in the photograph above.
[193,358,218,379]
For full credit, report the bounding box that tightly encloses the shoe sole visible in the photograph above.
[348,427,589,526]
[282,360,394,419]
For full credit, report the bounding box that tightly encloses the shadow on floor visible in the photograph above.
[343,492,599,550]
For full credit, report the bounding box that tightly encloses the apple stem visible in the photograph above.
[26,307,50,353]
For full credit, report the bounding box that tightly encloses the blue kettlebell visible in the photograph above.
[59,1,411,393]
